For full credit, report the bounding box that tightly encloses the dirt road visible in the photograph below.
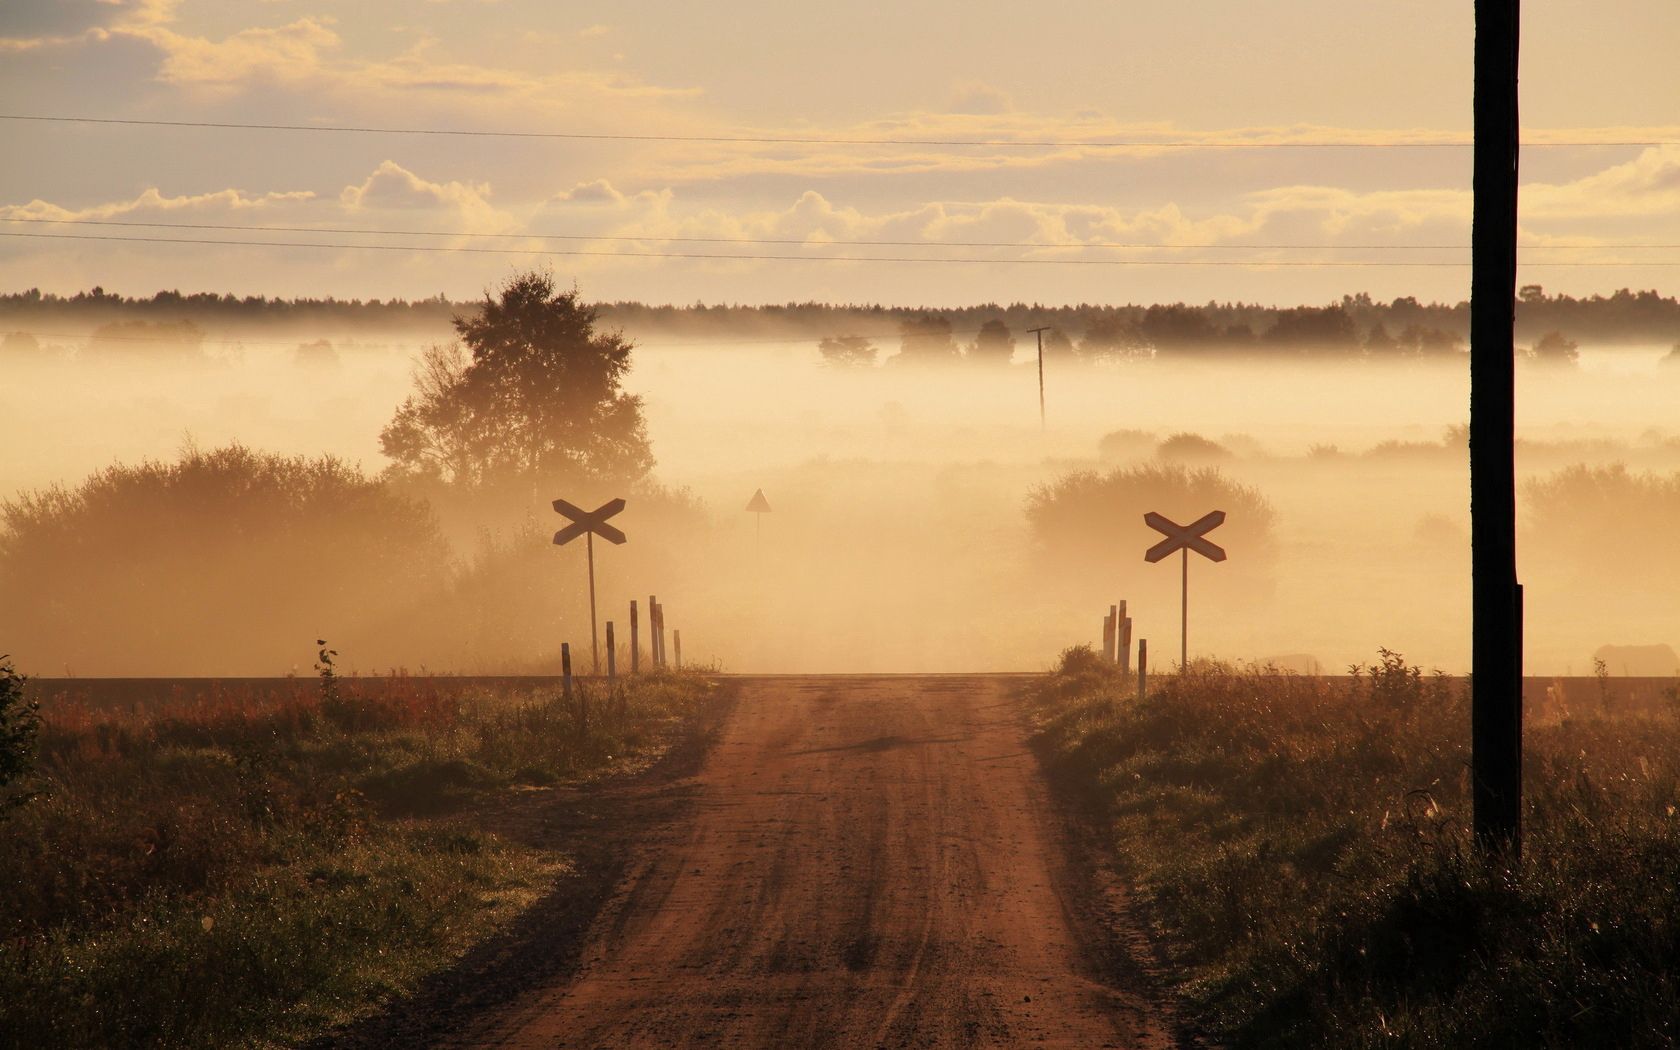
[454,675,1178,1049]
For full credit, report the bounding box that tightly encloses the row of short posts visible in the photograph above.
[561,596,684,728]
[1101,599,1148,700]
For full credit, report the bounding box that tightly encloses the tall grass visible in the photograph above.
[1032,648,1680,1048]
[0,668,716,1048]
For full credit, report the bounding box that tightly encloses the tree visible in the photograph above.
[817,335,878,367]
[380,272,653,488]
[968,319,1016,364]
[1530,330,1579,366]
[1079,314,1145,359]
[891,314,960,365]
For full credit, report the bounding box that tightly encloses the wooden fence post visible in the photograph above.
[606,621,617,681]
[562,642,573,701]
[648,595,659,668]
[674,629,682,669]
[630,600,640,675]
[1119,602,1133,674]
[1137,638,1148,700]
[1102,609,1115,663]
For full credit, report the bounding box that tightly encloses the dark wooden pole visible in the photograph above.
[606,621,617,681]
[1137,639,1148,700]
[1471,0,1523,857]
[1120,606,1133,675]
[630,600,640,674]
[561,642,573,701]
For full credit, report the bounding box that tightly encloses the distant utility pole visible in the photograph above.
[1471,0,1523,858]
[1027,326,1051,430]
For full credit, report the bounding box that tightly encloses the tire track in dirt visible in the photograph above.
[450,675,1180,1050]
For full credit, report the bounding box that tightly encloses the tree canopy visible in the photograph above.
[380,272,653,489]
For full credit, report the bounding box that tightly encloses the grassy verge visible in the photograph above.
[1,668,718,1049]
[1031,647,1680,1048]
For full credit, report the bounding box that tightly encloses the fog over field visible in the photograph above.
[5,318,1676,678]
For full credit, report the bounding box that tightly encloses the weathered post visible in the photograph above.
[649,595,662,668]
[1471,0,1524,859]
[606,621,617,681]
[1119,601,1133,674]
[674,629,682,669]
[561,642,573,702]
[630,600,640,674]
[1102,609,1115,664]
[1138,638,1148,701]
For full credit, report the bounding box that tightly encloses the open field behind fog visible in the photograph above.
[4,330,1679,676]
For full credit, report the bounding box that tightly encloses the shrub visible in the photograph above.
[0,655,40,814]
[1524,463,1680,579]
[1026,462,1276,570]
[0,445,451,674]
[1156,432,1232,463]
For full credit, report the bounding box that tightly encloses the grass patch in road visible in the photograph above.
[1031,646,1680,1048]
[1,670,717,1049]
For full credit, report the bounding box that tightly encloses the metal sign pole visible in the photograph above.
[586,531,599,675]
[1181,547,1189,671]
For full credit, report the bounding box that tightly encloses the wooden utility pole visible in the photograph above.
[1471,0,1523,857]
[1027,326,1051,430]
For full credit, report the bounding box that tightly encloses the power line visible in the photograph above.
[2,229,1485,266]
[4,229,1672,267]
[10,216,1680,253]
[11,216,1478,251]
[1,113,1670,149]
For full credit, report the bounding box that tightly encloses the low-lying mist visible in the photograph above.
[4,326,1678,677]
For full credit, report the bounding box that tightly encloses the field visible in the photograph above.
[0,667,722,1050]
[1030,648,1680,1048]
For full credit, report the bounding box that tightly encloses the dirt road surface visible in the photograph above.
[443,675,1179,1049]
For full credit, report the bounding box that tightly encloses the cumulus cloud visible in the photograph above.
[339,160,512,231]
[0,186,317,222]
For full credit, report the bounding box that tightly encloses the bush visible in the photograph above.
[1524,463,1680,579]
[0,656,40,814]
[1157,432,1232,463]
[1026,462,1276,570]
[0,445,451,674]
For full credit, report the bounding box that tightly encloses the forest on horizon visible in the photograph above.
[4,285,1680,363]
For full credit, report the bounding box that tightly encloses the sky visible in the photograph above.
[3,0,1680,306]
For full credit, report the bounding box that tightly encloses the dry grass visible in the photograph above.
[1032,647,1680,1048]
[0,669,716,1049]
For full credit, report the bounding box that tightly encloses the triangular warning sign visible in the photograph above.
[745,488,771,513]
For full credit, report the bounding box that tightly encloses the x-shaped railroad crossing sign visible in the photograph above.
[553,498,628,547]
[1143,510,1227,563]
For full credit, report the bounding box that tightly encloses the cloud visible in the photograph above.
[141,17,341,87]
[339,160,511,230]
[0,186,317,222]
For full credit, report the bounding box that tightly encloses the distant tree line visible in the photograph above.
[5,285,1680,361]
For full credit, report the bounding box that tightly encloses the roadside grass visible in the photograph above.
[1031,647,1680,1049]
[0,669,716,1049]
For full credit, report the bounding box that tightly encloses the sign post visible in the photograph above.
[552,497,628,676]
[746,488,772,546]
[1143,510,1227,670]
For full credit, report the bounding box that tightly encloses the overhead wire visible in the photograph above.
[1,113,1672,149]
